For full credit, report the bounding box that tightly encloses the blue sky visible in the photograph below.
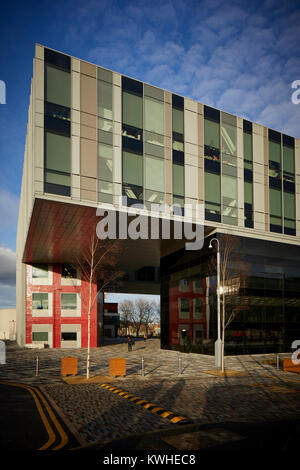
[0,0,300,308]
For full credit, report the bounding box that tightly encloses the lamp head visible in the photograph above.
[209,241,213,249]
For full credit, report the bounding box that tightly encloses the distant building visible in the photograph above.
[0,309,16,340]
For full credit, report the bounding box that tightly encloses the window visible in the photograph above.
[32,332,48,342]
[179,298,190,319]
[122,91,142,130]
[123,151,143,186]
[61,332,77,341]
[284,191,296,235]
[32,264,48,279]
[283,143,295,182]
[244,131,252,163]
[172,108,184,135]
[45,131,70,189]
[173,164,184,197]
[98,80,112,120]
[45,64,70,108]
[270,187,282,232]
[145,156,164,192]
[193,298,203,319]
[145,190,164,206]
[269,140,281,165]
[145,97,164,135]
[221,113,237,156]
[61,293,77,310]
[122,183,143,206]
[205,172,221,220]
[61,264,77,279]
[204,119,220,150]
[32,293,48,310]
[222,174,237,218]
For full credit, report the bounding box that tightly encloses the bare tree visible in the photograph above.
[209,234,249,372]
[130,298,149,337]
[119,300,134,335]
[72,232,124,379]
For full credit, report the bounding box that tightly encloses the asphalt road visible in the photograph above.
[0,382,79,450]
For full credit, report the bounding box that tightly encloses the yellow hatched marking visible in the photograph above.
[129,396,141,401]
[170,416,186,423]
[136,400,147,405]
[152,407,164,413]
[143,403,156,409]
[113,389,123,393]
[160,411,173,418]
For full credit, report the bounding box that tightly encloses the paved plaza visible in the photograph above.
[1,339,300,449]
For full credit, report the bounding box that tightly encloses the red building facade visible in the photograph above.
[26,263,98,348]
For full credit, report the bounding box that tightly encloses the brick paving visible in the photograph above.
[1,339,300,447]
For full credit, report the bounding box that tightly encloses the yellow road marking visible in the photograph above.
[0,381,68,450]
[170,416,186,423]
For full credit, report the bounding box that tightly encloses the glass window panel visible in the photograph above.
[145,97,164,135]
[172,108,184,135]
[173,164,184,197]
[222,153,237,167]
[99,180,113,194]
[173,140,184,152]
[222,205,238,217]
[98,143,113,159]
[62,264,77,278]
[98,80,113,119]
[122,91,142,129]
[32,293,48,310]
[284,218,296,229]
[45,131,70,173]
[61,332,77,341]
[145,156,164,192]
[99,155,113,181]
[123,151,143,186]
[204,119,220,149]
[244,132,252,161]
[283,145,294,174]
[98,117,113,133]
[221,122,237,156]
[145,190,164,205]
[205,172,220,204]
[45,64,70,108]
[144,131,164,147]
[193,298,203,319]
[32,332,48,341]
[45,171,70,186]
[270,187,282,217]
[32,264,48,278]
[244,182,253,205]
[61,293,77,310]
[269,140,281,164]
[284,192,295,220]
[179,298,190,319]
[222,174,237,207]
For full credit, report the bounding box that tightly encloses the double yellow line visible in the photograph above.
[0,381,68,450]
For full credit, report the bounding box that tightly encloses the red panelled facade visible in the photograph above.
[169,278,207,346]
[26,264,98,348]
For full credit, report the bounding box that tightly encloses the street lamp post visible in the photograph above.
[209,238,222,369]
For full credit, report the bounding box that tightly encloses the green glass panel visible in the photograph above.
[61,293,77,310]
[122,92,142,129]
[32,293,48,310]
[172,108,184,135]
[98,80,113,119]
[98,117,113,132]
[123,151,143,186]
[244,132,252,161]
[284,218,296,229]
[284,192,295,220]
[205,172,220,204]
[45,131,70,173]
[173,140,184,152]
[45,171,70,186]
[99,180,113,194]
[173,164,184,196]
[222,174,237,207]
[145,97,164,135]
[98,143,113,159]
[32,264,48,278]
[145,190,164,205]
[244,182,253,204]
[32,332,48,341]
[221,122,237,156]
[269,140,281,164]
[45,64,70,108]
[145,156,164,192]
[204,119,220,149]
[270,187,282,217]
[283,145,294,174]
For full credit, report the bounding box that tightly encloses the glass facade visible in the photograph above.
[172,94,184,215]
[161,235,300,355]
[204,105,221,222]
[243,120,254,228]
[44,48,71,197]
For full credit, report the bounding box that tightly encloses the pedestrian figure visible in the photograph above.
[127,335,133,352]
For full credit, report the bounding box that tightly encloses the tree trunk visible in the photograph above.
[87,274,92,379]
[221,293,225,373]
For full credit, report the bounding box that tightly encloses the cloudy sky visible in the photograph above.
[0,0,299,308]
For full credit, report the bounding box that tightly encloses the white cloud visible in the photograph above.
[0,190,19,230]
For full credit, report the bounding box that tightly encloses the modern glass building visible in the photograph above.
[16,44,300,352]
